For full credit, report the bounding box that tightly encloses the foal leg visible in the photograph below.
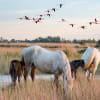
[24,66,30,81]
[18,73,21,83]
[54,74,59,88]
[18,70,23,83]
[31,66,37,81]
[74,71,77,80]
[71,71,74,78]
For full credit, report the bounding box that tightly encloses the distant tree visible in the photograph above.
[10,39,16,43]
[96,40,100,47]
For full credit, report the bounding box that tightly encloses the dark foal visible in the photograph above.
[9,60,25,85]
[70,60,85,79]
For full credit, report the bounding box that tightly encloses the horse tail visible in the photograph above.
[83,48,95,70]
[86,54,95,70]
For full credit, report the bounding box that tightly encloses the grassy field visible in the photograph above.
[0,42,100,100]
[0,42,100,74]
[0,73,100,100]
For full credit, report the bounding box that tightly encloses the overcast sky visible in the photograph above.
[0,0,100,40]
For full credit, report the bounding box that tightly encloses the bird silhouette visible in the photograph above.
[24,16,31,20]
[46,13,51,17]
[46,10,50,13]
[39,14,43,17]
[32,17,36,21]
[51,8,56,12]
[33,17,43,24]
[61,18,66,22]
[59,3,63,8]
[89,22,93,25]
[69,24,75,27]
[94,18,98,23]
[93,18,100,24]
[34,20,39,24]
[80,26,86,30]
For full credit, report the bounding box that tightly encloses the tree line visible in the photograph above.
[0,36,99,44]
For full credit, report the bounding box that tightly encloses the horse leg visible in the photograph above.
[71,71,74,78]
[18,75,21,83]
[87,70,91,80]
[54,74,59,89]
[84,70,88,79]
[18,70,22,83]
[92,58,99,80]
[91,64,96,80]
[24,66,30,81]
[31,66,37,81]
[74,71,77,80]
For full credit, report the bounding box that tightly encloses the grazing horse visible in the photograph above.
[82,47,100,80]
[9,60,25,86]
[70,60,85,79]
[20,45,73,92]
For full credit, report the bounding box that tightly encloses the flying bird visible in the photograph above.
[80,26,86,30]
[89,22,93,25]
[94,18,98,23]
[61,18,66,22]
[31,17,37,21]
[33,17,43,24]
[51,8,56,12]
[93,18,100,24]
[46,10,50,13]
[39,14,43,17]
[69,24,75,27]
[24,16,31,20]
[46,13,51,17]
[59,3,63,8]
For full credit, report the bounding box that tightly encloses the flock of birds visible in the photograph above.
[17,3,100,30]
[17,3,63,23]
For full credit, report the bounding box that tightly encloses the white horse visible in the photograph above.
[82,47,100,80]
[20,45,73,92]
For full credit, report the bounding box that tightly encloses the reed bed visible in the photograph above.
[0,73,100,100]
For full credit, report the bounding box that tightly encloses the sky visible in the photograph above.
[0,0,100,40]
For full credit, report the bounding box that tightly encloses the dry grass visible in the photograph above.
[0,43,81,74]
[0,42,99,74]
[0,51,21,74]
[0,43,100,100]
[63,44,81,60]
[0,73,100,100]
